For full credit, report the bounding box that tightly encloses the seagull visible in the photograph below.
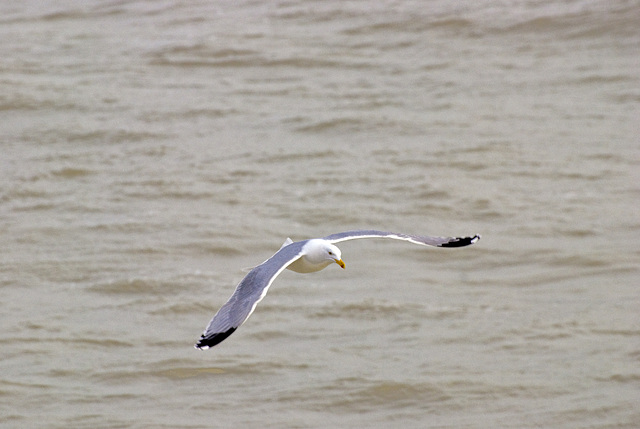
[195,229,480,349]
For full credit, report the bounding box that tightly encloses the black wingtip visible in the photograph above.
[194,327,237,350]
[439,234,481,248]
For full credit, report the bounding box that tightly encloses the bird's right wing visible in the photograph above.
[195,240,307,349]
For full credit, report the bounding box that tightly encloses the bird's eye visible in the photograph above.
[328,251,333,255]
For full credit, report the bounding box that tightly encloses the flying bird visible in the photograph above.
[195,229,480,349]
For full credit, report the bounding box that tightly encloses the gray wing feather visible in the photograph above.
[323,230,480,248]
[195,241,307,349]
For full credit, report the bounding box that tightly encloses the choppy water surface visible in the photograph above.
[1,1,639,428]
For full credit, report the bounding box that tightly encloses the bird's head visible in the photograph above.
[300,239,346,271]
[324,243,345,269]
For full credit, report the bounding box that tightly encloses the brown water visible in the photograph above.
[1,1,639,428]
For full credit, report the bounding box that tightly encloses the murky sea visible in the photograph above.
[1,1,639,428]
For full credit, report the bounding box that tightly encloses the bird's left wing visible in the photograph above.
[323,230,480,248]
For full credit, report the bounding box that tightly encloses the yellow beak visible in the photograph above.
[335,259,346,269]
